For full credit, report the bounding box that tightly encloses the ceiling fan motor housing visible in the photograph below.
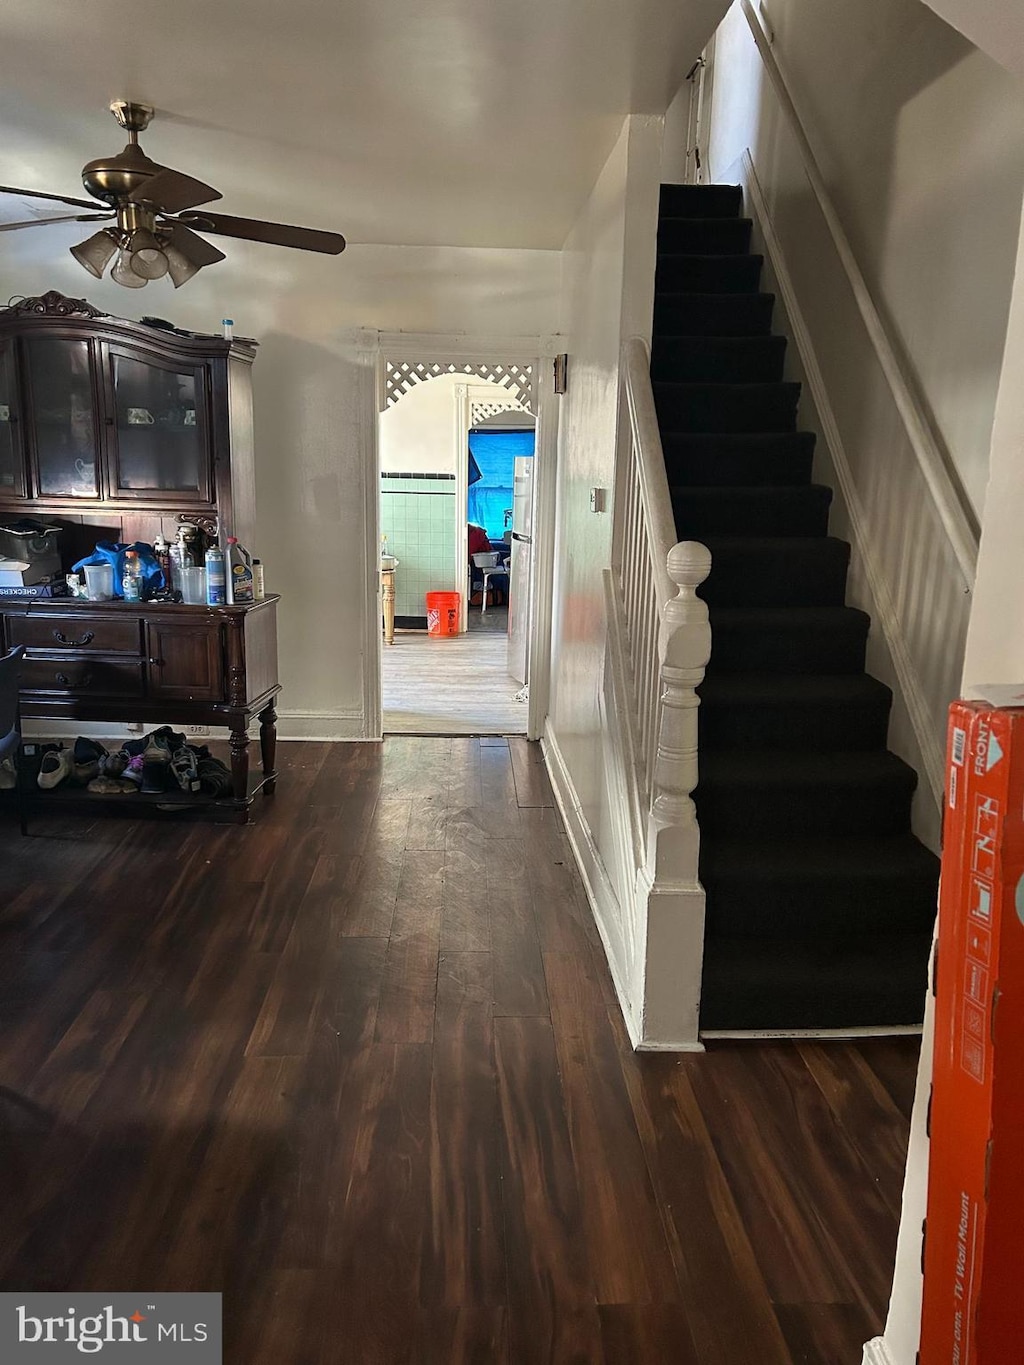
[81,142,166,207]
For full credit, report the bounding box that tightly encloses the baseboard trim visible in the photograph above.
[277,709,368,741]
[702,1025,923,1041]
[540,722,642,1049]
[862,1336,896,1365]
[741,152,945,807]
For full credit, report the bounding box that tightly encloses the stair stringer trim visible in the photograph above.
[739,151,945,811]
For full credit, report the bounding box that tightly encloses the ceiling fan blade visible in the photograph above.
[177,210,346,255]
[0,183,106,211]
[161,220,226,267]
[0,212,113,232]
[131,168,221,214]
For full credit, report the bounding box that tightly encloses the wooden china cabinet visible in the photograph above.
[0,290,279,821]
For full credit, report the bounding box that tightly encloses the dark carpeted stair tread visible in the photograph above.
[655,381,801,434]
[655,292,775,337]
[698,673,892,752]
[674,484,833,538]
[658,216,753,254]
[707,606,870,674]
[655,253,764,294]
[700,834,938,939]
[698,537,851,608]
[696,748,917,837]
[698,933,932,1031]
[653,335,788,385]
[660,183,742,218]
[663,430,814,486]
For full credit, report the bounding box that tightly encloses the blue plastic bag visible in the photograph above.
[72,541,165,598]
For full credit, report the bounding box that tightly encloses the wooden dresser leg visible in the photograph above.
[259,702,278,794]
[229,724,250,803]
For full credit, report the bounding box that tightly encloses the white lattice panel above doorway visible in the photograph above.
[385,360,535,413]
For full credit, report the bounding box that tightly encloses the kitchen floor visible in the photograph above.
[0,737,916,1364]
[383,608,525,734]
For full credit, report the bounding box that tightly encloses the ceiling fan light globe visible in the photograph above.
[69,226,119,279]
[131,246,169,279]
[164,243,201,289]
[110,248,148,289]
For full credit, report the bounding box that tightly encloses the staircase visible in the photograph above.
[653,183,939,1032]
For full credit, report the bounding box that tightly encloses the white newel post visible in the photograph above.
[638,541,712,1048]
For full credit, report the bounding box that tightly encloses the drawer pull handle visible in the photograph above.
[53,629,94,647]
[55,672,92,688]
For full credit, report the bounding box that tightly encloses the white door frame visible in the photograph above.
[370,330,562,741]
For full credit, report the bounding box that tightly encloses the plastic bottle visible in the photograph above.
[222,318,234,340]
[252,559,265,601]
[226,536,254,603]
[153,534,171,589]
[122,549,142,602]
[205,544,227,605]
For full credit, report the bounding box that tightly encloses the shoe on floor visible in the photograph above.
[121,755,145,787]
[100,750,128,777]
[0,757,15,790]
[170,745,201,794]
[72,737,107,785]
[38,746,73,790]
[87,775,137,794]
[140,731,174,794]
[197,755,233,797]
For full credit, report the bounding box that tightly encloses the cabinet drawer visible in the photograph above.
[7,614,142,655]
[20,655,144,697]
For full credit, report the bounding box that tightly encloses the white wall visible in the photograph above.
[545,113,664,1027]
[920,0,1024,82]
[379,373,462,475]
[0,232,560,736]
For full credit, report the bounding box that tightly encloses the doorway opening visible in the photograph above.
[377,357,543,736]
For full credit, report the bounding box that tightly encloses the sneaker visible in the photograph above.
[140,731,174,794]
[87,775,137,794]
[100,750,128,778]
[170,746,201,794]
[0,757,15,790]
[121,755,145,787]
[197,755,233,797]
[37,746,73,790]
[72,737,107,786]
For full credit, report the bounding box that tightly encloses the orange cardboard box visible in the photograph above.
[920,694,1024,1364]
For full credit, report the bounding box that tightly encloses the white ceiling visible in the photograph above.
[0,0,725,251]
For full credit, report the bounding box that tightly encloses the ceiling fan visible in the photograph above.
[0,100,346,289]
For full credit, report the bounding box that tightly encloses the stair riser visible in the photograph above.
[706,622,868,675]
[656,383,800,434]
[658,217,753,254]
[698,699,891,752]
[655,293,775,337]
[656,254,764,294]
[660,184,742,218]
[699,943,931,1030]
[674,487,832,538]
[703,878,938,942]
[699,544,850,608]
[653,336,787,384]
[695,780,914,837]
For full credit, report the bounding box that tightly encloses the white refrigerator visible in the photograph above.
[507,456,534,684]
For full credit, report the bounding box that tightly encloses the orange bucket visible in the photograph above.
[426,591,460,637]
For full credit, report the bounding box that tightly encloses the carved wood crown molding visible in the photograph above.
[2,289,106,319]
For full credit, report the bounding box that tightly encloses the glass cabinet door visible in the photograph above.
[0,341,25,497]
[107,347,211,501]
[23,336,99,499]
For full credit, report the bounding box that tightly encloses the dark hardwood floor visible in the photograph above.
[0,737,918,1364]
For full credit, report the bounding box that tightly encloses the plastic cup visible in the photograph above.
[180,566,207,605]
[83,562,114,601]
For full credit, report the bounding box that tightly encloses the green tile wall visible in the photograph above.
[381,478,457,618]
